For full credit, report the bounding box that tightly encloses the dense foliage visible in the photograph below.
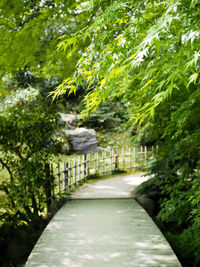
[0,88,62,223]
[0,0,91,97]
[80,101,128,130]
[0,88,63,265]
[0,0,200,265]
[55,0,200,265]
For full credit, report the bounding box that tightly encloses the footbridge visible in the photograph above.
[25,148,181,266]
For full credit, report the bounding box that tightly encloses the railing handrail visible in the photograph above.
[49,146,155,200]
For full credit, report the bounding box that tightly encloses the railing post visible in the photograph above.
[63,162,68,192]
[50,162,54,198]
[77,156,80,183]
[103,150,106,175]
[84,154,87,179]
[81,154,83,180]
[145,146,147,166]
[95,152,99,176]
[57,162,60,195]
[63,162,65,192]
[115,149,119,171]
[68,160,71,187]
[133,147,136,171]
[73,158,76,185]
[87,154,90,178]
[141,146,143,167]
[110,149,113,173]
[122,147,124,170]
[45,163,52,215]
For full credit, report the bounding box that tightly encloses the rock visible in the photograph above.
[60,113,77,129]
[59,113,102,154]
[65,128,102,154]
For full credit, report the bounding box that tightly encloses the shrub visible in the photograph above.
[0,88,62,226]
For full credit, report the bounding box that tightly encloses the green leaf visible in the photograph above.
[188,73,199,87]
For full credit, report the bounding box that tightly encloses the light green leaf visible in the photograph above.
[188,73,199,87]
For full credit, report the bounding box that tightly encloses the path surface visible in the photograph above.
[25,173,181,267]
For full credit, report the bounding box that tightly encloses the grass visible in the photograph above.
[96,130,134,149]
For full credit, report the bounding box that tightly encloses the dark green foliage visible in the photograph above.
[0,88,63,266]
[130,122,157,146]
[0,218,47,266]
[136,161,200,266]
[166,224,200,267]
[0,88,62,226]
[147,153,200,265]
[80,102,128,130]
[0,0,92,97]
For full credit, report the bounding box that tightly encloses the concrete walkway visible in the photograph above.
[25,173,181,267]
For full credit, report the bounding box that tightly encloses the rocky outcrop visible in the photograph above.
[65,127,102,154]
[60,113,77,130]
[59,113,102,154]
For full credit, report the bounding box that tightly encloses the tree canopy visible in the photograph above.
[0,0,91,96]
[55,0,199,118]
[54,0,200,265]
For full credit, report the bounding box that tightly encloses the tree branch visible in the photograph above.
[0,158,14,183]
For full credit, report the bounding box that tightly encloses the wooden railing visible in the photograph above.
[49,146,154,198]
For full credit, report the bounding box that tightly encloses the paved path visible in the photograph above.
[25,173,181,266]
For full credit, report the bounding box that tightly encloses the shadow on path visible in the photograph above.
[25,173,181,267]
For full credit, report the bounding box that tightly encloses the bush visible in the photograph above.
[0,88,62,226]
[146,154,200,266]
[80,101,128,130]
